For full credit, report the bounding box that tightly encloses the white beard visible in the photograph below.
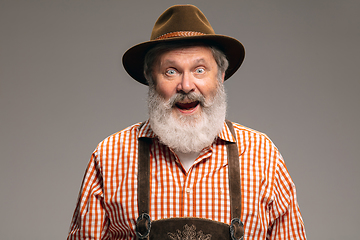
[147,83,227,153]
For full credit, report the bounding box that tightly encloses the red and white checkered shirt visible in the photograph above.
[67,120,306,239]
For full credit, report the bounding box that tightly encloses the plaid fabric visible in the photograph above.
[67,120,306,239]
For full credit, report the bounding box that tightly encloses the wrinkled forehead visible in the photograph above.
[151,42,215,63]
[156,45,214,64]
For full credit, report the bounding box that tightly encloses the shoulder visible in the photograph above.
[229,121,282,159]
[231,122,273,143]
[94,122,143,153]
[229,122,288,185]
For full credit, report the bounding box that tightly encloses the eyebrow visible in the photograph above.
[194,58,206,64]
[161,58,207,65]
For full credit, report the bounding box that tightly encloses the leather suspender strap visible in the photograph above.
[225,120,244,240]
[137,137,151,215]
[135,122,151,239]
[225,120,242,220]
[136,123,152,239]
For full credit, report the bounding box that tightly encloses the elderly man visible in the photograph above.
[67,5,306,240]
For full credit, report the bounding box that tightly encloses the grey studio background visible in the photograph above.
[1,0,359,239]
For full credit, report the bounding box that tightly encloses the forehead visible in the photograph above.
[157,45,215,63]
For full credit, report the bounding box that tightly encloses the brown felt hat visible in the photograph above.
[122,4,245,85]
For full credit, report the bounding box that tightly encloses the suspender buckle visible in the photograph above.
[230,218,244,240]
[136,213,151,239]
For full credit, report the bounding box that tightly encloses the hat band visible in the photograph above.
[155,31,206,40]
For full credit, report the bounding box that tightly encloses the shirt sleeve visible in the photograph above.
[267,154,307,240]
[67,151,109,240]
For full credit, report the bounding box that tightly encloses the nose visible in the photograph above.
[176,71,195,94]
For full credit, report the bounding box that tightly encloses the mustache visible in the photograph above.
[167,91,206,108]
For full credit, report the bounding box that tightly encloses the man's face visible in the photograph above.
[152,46,225,120]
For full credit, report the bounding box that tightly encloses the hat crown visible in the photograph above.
[150,5,215,40]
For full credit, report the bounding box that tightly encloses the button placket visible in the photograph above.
[182,169,195,217]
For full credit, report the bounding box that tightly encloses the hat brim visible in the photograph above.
[122,34,245,85]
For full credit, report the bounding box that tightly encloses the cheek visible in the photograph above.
[155,82,177,101]
[198,81,218,98]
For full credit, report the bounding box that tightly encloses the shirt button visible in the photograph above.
[185,188,191,193]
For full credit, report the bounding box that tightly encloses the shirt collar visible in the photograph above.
[138,119,236,143]
[137,119,156,139]
[218,120,236,143]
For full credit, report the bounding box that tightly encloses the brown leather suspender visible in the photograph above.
[225,120,244,240]
[225,120,242,221]
[137,136,151,216]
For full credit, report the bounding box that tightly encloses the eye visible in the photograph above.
[166,69,177,76]
[195,68,205,74]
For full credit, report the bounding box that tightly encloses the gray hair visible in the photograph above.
[143,42,229,87]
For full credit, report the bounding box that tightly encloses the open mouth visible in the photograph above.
[175,101,200,112]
